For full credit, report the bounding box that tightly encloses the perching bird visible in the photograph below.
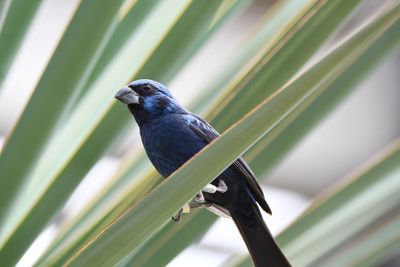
[115,79,291,267]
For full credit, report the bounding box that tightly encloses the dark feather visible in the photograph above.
[229,205,291,267]
[187,114,271,214]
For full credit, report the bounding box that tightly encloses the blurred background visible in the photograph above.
[0,0,399,266]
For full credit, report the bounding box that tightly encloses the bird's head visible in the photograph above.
[115,79,184,119]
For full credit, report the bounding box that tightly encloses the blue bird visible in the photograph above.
[115,79,291,267]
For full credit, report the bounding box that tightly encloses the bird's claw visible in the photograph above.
[194,192,206,203]
[172,211,182,222]
[216,180,228,193]
[172,204,191,222]
[171,200,206,223]
[171,182,228,223]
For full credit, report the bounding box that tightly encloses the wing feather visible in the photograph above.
[185,114,271,214]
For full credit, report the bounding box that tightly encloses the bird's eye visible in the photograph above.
[143,85,152,91]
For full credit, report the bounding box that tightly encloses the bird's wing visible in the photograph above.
[186,114,271,214]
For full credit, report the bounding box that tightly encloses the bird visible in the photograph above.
[115,79,291,267]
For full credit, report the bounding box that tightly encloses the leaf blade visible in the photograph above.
[0,0,125,226]
[0,0,42,89]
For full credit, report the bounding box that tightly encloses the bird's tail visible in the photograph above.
[229,205,291,267]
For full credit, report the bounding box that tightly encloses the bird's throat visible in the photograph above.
[128,104,153,127]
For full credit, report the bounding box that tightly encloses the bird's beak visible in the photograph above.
[115,87,140,105]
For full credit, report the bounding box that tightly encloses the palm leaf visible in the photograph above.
[115,4,400,266]
[0,0,42,89]
[234,138,400,267]
[64,6,400,263]
[0,0,398,266]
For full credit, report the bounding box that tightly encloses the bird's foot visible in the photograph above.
[172,212,182,222]
[171,182,227,223]
[171,200,206,223]
[194,191,206,203]
[216,180,228,193]
[172,204,190,222]
[202,180,228,194]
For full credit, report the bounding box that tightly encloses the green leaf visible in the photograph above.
[37,169,162,267]
[0,0,125,265]
[1,1,397,266]
[132,0,236,83]
[124,0,321,263]
[354,222,400,267]
[207,0,364,131]
[64,60,320,265]
[124,4,400,266]
[0,0,125,228]
[120,209,215,267]
[245,4,400,176]
[323,212,400,267]
[32,3,368,264]
[0,0,42,89]
[63,9,397,261]
[192,0,316,115]
[35,0,243,261]
[281,140,400,267]
[11,1,230,265]
[66,0,159,110]
[234,139,400,267]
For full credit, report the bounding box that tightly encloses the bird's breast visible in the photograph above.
[140,115,206,177]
